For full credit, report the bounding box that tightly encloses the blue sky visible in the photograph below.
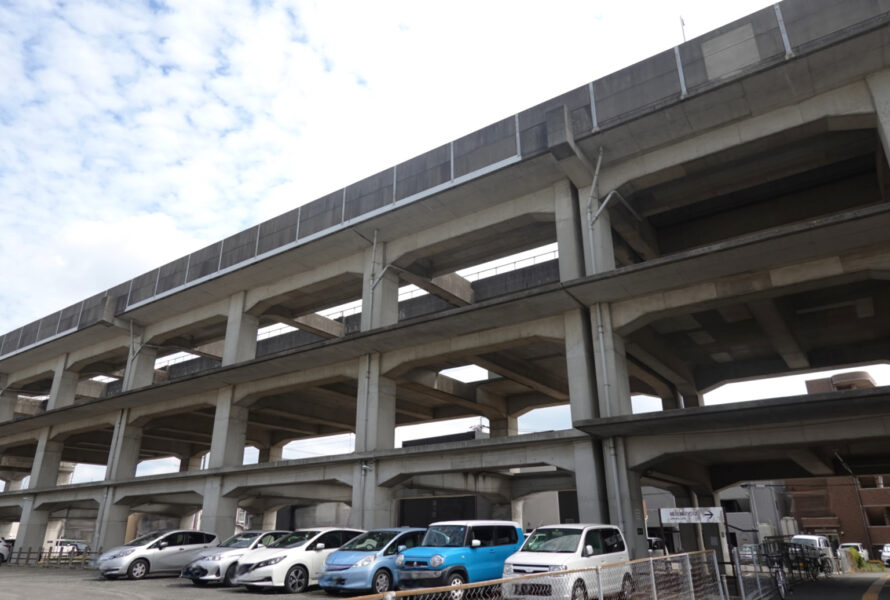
[0,0,781,336]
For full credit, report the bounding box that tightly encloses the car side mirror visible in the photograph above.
[583,545,594,557]
[158,541,169,549]
[398,545,407,552]
[315,543,326,551]
[256,543,265,549]
[471,539,481,548]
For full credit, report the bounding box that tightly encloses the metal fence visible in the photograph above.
[4,546,99,569]
[352,551,723,600]
[731,539,843,600]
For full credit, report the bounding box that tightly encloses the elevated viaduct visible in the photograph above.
[2,0,890,558]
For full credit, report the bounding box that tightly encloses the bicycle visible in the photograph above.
[766,552,789,599]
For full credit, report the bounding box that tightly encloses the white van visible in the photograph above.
[502,524,633,600]
[790,534,833,559]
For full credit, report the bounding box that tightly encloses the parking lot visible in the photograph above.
[0,566,330,599]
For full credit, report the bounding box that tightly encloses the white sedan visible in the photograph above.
[233,527,363,593]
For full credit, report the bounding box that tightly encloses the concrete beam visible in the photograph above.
[471,353,569,401]
[382,316,564,377]
[397,269,474,307]
[747,299,810,369]
[788,449,834,476]
[609,200,660,261]
[399,369,503,420]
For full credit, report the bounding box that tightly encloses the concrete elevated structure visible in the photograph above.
[2,0,890,559]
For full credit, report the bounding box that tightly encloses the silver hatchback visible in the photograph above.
[97,529,219,580]
[180,530,289,586]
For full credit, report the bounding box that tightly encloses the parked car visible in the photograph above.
[502,524,633,600]
[180,529,289,586]
[0,537,11,562]
[881,543,890,566]
[320,527,426,593]
[52,539,90,556]
[839,542,869,562]
[790,534,833,559]
[96,529,219,580]
[738,543,758,561]
[232,527,363,593]
[647,536,667,556]
[396,520,524,593]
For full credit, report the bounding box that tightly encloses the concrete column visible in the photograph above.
[269,442,286,463]
[179,451,205,472]
[94,493,131,551]
[105,410,142,481]
[222,291,259,366]
[349,461,394,529]
[488,415,518,438]
[16,496,49,553]
[257,447,271,463]
[614,439,647,558]
[360,240,399,332]
[262,507,279,530]
[573,438,608,523]
[555,179,585,281]
[591,304,632,418]
[208,387,248,469]
[122,341,158,392]
[565,308,598,423]
[354,354,395,453]
[0,387,16,423]
[28,430,62,490]
[578,184,617,276]
[47,354,78,411]
[201,476,238,541]
[867,70,890,167]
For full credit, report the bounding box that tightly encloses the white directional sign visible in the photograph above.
[659,507,724,524]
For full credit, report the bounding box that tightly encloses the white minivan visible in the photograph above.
[502,524,633,600]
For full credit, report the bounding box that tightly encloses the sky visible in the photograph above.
[0,0,782,336]
[5,0,856,485]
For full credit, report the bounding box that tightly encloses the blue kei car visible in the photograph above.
[396,520,524,591]
[319,527,426,593]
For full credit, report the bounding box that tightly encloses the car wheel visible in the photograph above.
[618,574,634,600]
[127,558,149,580]
[373,569,393,593]
[284,564,309,594]
[223,563,238,587]
[448,572,466,600]
[571,579,587,600]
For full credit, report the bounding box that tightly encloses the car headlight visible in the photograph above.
[115,548,136,558]
[206,553,238,561]
[429,554,444,568]
[256,556,286,568]
[549,565,568,572]
[352,555,376,568]
[503,564,514,575]
[395,554,405,566]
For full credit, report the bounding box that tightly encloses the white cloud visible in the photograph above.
[0,0,776,334]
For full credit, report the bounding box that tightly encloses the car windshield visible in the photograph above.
[125,531,166,547]
[793,538,817,547]
[269,530,319,549]
[341,530,398,552]
[520,528,582,553]
[220,532,261,548]
[422,525,467,547]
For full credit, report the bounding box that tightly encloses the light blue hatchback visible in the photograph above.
[319,527,426,593]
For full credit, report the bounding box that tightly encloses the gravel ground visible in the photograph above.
[0,566,330,599]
